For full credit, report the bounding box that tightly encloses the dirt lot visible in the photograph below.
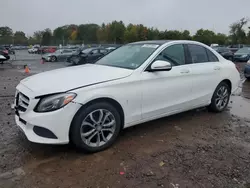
[0,64,250,188]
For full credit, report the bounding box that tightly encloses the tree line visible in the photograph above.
[0,18,250,46]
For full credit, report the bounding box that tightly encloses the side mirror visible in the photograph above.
[148,60,172,72]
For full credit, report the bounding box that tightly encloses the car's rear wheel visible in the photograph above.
[208,82,231,112]
[70,102,122,153]
[50,56,57,62]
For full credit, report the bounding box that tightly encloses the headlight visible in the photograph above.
[241,55,248,58]
[247,60,250,64]
[34,93,77,112]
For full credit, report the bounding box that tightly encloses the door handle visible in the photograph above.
[214,66,221,70]
[180,69,190,74]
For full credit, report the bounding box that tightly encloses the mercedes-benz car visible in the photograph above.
[14,40,240,153]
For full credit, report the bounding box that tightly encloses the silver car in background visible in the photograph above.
[42,49,76,62]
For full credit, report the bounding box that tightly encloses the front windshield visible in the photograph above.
[96,44,159,69]
[236,48,250,53]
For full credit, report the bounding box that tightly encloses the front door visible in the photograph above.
[141,44,193,120]
[87,49,102,63]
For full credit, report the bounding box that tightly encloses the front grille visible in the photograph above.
[16,92,30,112]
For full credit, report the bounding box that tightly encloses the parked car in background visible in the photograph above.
[233,47,250,62]
[213,47,234,61]
[66,47,109,66]
[244,60,250,80]
[4,46,15,55]
[28,47,39,54]
[0,54,7,63]
[210,44,219,48]
[42,48,76,62]
[228,44,244,53]
[0,46,10,62]
[105,46,118,52]
[14,40,240,152]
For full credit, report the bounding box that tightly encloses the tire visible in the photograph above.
[208,82,231,112]
[50,56,57,62]
[70,102,122,153]
[247,77,250,81]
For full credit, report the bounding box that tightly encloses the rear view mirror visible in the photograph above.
[148,60,172,72]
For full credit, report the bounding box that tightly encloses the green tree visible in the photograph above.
[41,28,52,45]
[164,30,182,40]
[33,30,44,44]
[193,29,216,45]
[96,23,108,43]
[215,33,228,45]
[14,31,27,45]
[53,26,66,45]
[124,24,138,42]
[181,30,192,40]
[0,26,13,44]
[229,18,248,44]
[109,21,126,43]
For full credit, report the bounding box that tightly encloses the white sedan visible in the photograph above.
[14,40,240,152]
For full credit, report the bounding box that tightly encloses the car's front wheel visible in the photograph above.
[50,56,57,62]
[70,102,122,153]
[208,82,231,112]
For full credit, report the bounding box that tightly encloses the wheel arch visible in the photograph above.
[220,79,232,93]
[69,97,125,140]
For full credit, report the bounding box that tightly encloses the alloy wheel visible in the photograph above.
[215,85,229,110]
[80,109,116,147]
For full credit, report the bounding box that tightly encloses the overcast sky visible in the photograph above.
[2,0,250,36]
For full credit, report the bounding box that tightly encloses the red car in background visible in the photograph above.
[0,46,10,62]
[37,46,57,54]
[44,47,57,53]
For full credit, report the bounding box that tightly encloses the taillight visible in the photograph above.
[3,50,8,54]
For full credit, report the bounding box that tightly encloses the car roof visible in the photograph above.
[130,40,173,45]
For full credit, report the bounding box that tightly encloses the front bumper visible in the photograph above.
[2,54,10,60]
[244,64,250,78]
[42,56,51,62]
[14,84,82,144]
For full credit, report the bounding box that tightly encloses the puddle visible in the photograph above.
[229,81,250,119]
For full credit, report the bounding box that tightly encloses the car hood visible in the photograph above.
[234,53,249,56]
[20,64,133,96]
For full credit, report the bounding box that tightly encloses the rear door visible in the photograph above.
[59,49,73,61]
[186,44,222,105]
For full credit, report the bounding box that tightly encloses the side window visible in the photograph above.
[100,49,108,54]
[188,44,208,63]
[63,50,72,53]
[154,44,185,66]
[91,49,99,54]
[206,49,219,62]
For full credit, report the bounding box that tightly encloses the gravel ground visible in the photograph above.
[0,63,250,188]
